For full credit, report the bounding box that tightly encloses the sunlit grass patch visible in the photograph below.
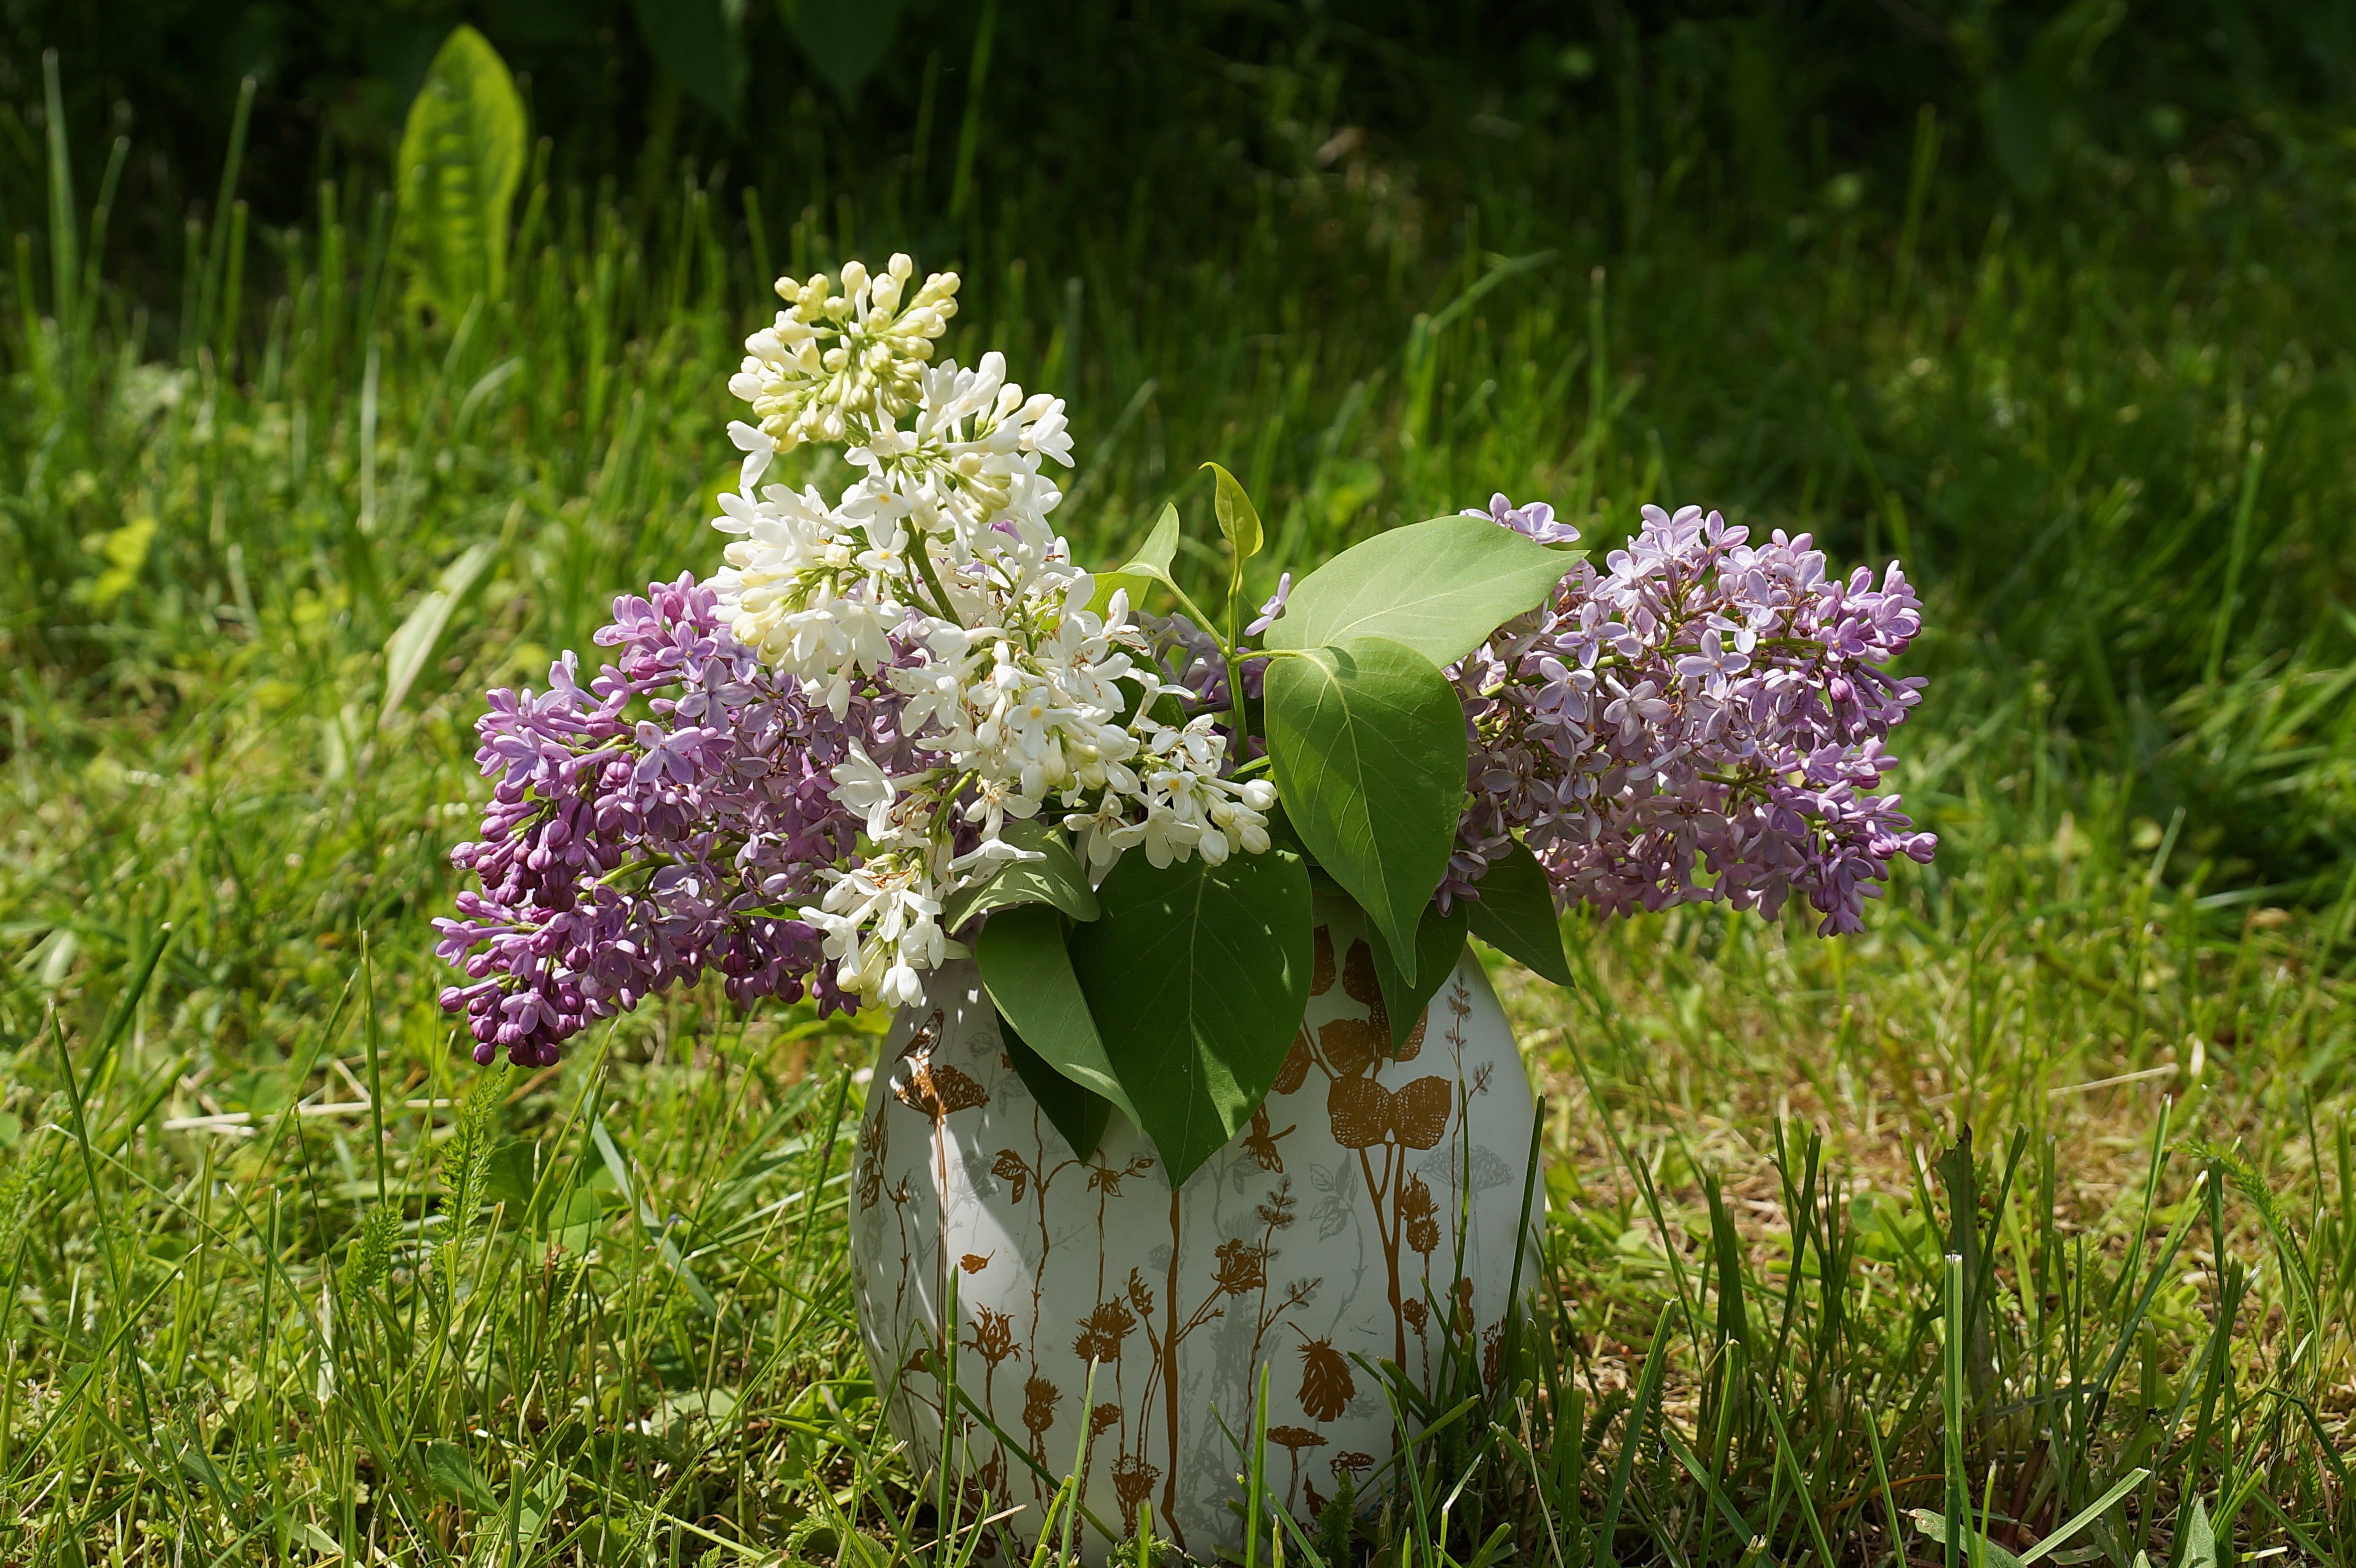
[6,18,2356,1560]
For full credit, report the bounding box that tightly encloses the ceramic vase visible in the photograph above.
[847,904,1541,1563]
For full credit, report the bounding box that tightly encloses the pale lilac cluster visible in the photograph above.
[712,257,1274,1007]
[1448,500,1935,935]
[432,575,931,1064]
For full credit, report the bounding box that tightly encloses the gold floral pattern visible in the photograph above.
[846,909,1538,1563]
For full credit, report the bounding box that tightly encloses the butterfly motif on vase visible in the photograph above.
[1325,1074,1452,1151]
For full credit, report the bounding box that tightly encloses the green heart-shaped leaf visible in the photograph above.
[1462,836,1572,986]
[781,0,908,103]
[1263,636,1467,982]
[1202,460,1264,575]
[975,904,1136,1159]
[1265,514,1571,667]
[1368,897,1472,1051]
[627,0,748,124]
[1065,843,1313,1187]
[1087,501,1182,615]
[943,819,1099,929]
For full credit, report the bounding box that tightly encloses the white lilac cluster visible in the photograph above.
[713,257,1274,1008]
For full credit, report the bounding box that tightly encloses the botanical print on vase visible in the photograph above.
[847,904,1540,1564]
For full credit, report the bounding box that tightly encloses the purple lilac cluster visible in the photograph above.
[1146,612,1262,719]
[1448,498,1935,934]
[432,574,930,1064]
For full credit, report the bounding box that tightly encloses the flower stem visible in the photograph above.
[1161,579,1228,653]
[1224,585,1252,766]
[911,531,964,626]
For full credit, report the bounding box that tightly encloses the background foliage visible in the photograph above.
[4,1,2356,1563]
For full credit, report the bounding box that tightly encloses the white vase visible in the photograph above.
[847,903,1541,1563]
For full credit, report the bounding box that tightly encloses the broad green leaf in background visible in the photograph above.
[941,820,1100,928]
[397,27,527,321]
[1367,896,1471,1051]
[629,0,749,125]
[544,1186,606,1256]
[779,0,907,102]
[482,1138,538,1209]
[1975,0,2127,201]
[1265,514,1572,667]
[2171,1496,2218,1568]
[1202,460,1264,583]
[506,1468,566,1559]
[976,904,1136,1158]
[1980,75,2058,200]
[1065,841,1313,1187]
[421,1440,499,1512]
[380,541,497,730]
[1461,836,1573,986]
[1264,636,1467,983]
[1087,501,1182,615]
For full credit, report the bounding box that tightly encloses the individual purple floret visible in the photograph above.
[432,574,930,1065]
[1446,503,1935,935]
[1245,572,1293,636]
[1467,492,1585,547]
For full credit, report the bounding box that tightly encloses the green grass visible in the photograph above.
[6,28,2356,1566]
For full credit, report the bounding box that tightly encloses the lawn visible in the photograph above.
[4,8,2356,1563]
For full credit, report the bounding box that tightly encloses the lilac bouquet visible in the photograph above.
[435,256,1933,1181]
